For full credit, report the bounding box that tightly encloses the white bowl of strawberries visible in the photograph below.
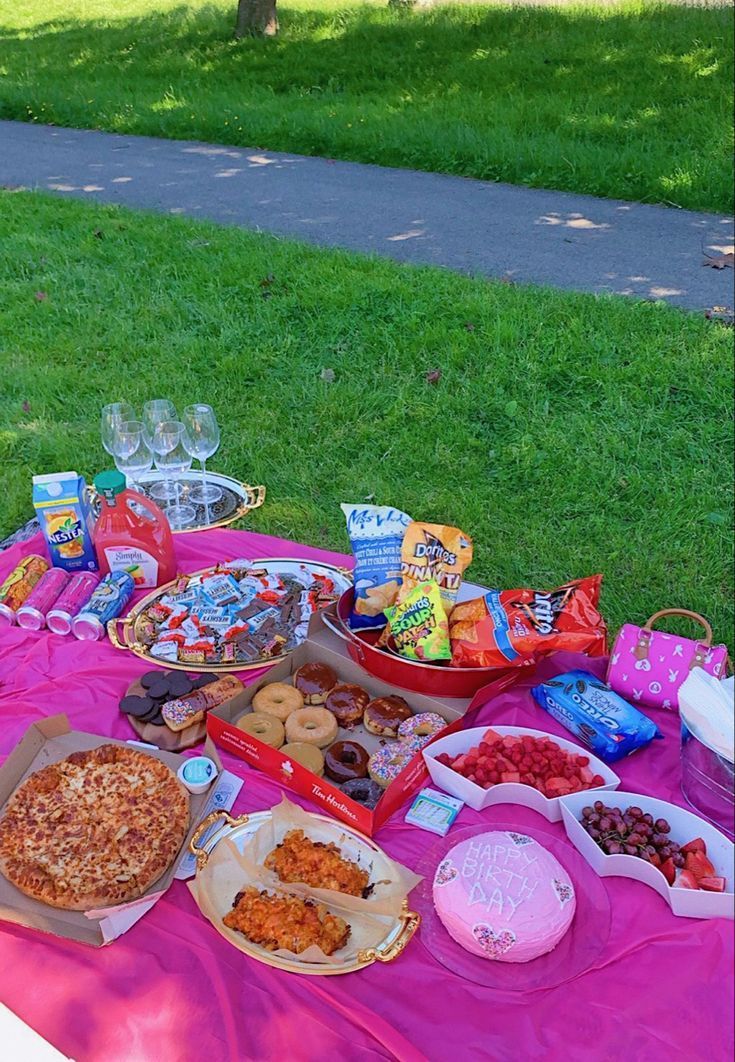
[559,790,735,920]
[422,725,620,820]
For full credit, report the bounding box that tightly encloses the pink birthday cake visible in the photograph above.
[432,831,576,963]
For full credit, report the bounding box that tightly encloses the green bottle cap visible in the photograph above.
[94,470,126,502]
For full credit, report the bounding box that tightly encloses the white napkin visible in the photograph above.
[679,668,734,763]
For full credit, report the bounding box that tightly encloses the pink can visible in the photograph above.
[47,571,100,635]
[16,568,70,631]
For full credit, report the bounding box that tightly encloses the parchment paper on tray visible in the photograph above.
[240,797,421,917]
[189,798,422,965]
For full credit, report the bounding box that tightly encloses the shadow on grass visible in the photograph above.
[0,3,732,209]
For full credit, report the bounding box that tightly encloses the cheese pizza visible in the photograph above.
[0,744,189,911]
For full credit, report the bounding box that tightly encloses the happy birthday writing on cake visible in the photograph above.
[461,839,538,919]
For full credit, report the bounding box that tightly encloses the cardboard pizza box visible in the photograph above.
[208,609,503,835]
[0,715,228,947]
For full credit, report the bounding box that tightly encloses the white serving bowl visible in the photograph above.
[422,725,619,821]
[559,789,735,920]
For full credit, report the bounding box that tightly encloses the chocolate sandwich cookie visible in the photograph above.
[120,695,156,718]
[147,678,172,701]
[140,670,165,690]
[192,673,217,689]
[144,709,165,726]
[140,703,165,724]
[167,673,194,697]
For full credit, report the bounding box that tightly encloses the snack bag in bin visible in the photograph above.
[450,575,607,669]
[341,503,413,630]
[396,522,473,615]
[382,580,451,662]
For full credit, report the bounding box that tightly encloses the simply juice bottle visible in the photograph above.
[93,470,177,589]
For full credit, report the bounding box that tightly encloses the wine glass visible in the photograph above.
[142,399,177,500]
[182,404,223,504]
[111,420,153,493]
[101,402,135,457]
[151,420,196,529]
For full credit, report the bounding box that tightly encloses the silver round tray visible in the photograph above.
[92,471,265,533]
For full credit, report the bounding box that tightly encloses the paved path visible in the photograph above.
[1,120,732,310]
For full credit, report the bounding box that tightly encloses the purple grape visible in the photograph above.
[599,816,612,831]
[655,819,671,833]
[582,806,594,818]
[652,833,667,846]
[674,854,685,868]
[659,846,672,860]
[627,833,643,846]
[624,844,637,855]
[587,828,601,840]
[639,849,651,861]
[594,801,604,813]
[628,806,643,819]
[643,813,654,826]
[607,841,623,855]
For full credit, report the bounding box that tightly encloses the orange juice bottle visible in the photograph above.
[93,471,177,589]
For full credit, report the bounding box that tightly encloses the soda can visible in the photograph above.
[47,571,101,635]
[17,568,70,631]
[72,570,135,641]
[0,555,50,626]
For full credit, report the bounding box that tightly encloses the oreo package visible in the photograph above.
[531,669,662,762]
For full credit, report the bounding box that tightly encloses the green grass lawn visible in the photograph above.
[1,190,732,646]
[0,0,732,212]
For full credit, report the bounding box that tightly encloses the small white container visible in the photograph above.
[422,725,619,821]
[178,756,218,795]
[559,789,735,920]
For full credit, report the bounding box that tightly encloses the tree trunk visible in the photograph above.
[235,0,278,38]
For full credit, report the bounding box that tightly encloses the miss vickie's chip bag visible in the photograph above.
[449,575,607,669]
[342,503,413,630]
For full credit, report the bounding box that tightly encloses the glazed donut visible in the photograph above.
[285,707,339,748]
[368,744,416,788]
[252,681,304,722]
[236,711,285,749]
[325,683,370,729]
[293,662,338,706]
[340,778,384,811]
[397,712,446,747]
[280,742,325,777]
[363,695,412,738]
[324,740,369,784]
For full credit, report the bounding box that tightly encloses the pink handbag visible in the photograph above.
[607,608,729,711]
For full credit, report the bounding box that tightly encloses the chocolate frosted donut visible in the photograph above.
[324,740,369,783]
[363,695,413,737]
[340,778,384,811]
[293,661,338,705]
[325,683,370,729]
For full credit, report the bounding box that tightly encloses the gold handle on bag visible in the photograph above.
[189,810,247,871]
[358,906,421,965]
[642,608,713,646]
[107,616,133,650]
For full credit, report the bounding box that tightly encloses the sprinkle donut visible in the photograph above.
[397,712,446,748]
[368,743,416,788]
[285,707,339,748]
[252,682,304,722]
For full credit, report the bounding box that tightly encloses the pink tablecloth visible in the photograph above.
[0,529,732,1062]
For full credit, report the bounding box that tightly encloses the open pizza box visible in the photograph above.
[0,715,230,947]
[207,608,507,836]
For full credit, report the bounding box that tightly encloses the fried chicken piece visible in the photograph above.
[223,887,350,956]
[264,829,371,897]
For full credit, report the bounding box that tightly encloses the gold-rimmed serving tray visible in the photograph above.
[89,472,265,534]
[189,809,420,975]
[107,558,353,673]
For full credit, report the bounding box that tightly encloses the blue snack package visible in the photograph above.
[341,503,413,630]
[531,669,663,762]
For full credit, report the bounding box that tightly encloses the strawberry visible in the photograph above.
[675,869,700,890]
[698,877,726,893]
[680,837,707,856]
[685,851,716,881]
[660,858,676,885]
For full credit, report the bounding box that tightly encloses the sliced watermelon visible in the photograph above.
[699,877,727,893]
[660,858,676,885]
[685,850,716,881]
[675,869,700,890]
[680,837,707,856]
[482,728,503,745]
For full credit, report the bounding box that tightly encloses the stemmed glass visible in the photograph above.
[182,404,223,504]
[151,421,196,529]
[101,402,136,457]
[111,420,153,493]
[142,399,178,501]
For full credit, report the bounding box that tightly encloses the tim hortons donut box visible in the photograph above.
[0,714,227,947]
[207,610,500,836]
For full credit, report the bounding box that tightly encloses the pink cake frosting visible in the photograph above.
[432,831,576,963]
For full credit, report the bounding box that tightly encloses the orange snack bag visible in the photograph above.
[396,522,473,615]
[449,575,607,670]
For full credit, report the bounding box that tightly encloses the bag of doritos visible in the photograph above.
[341,503,413,630]
[449,575,607,669]
[396,522,473,615]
